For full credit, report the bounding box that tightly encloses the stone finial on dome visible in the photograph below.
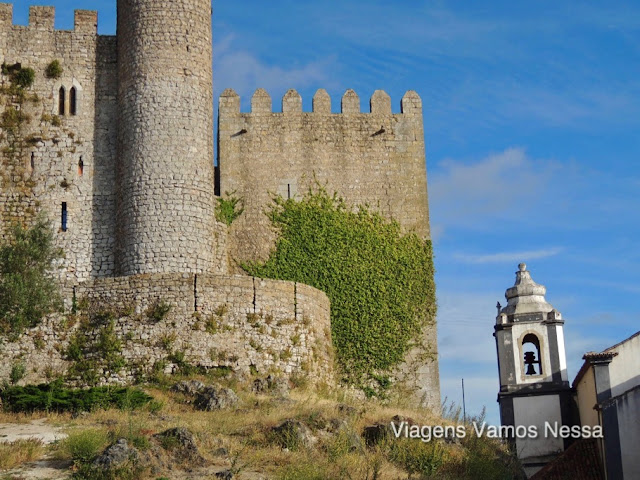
[500,263,555,317]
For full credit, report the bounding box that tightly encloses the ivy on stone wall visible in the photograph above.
[215,191,244,226]
[244,187,436,393]
[0,216,63,338]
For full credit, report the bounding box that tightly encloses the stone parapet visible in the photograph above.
[0,273,334,387]
[0,4,99,34]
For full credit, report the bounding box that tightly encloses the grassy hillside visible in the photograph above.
[0,375,523,479]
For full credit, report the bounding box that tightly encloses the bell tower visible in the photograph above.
[494,263,576,477]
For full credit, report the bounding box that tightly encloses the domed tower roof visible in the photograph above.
[499,263,555,319]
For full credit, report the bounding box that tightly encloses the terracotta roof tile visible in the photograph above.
[530,439,603,480]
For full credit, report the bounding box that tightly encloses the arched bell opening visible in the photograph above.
[522,333,542,375]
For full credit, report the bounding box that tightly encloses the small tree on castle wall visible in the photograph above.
[0,215,63,338]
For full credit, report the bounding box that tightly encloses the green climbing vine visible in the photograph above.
[215,191,244,226]
[243,186,436,392]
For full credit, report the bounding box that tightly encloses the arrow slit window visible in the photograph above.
[58,86,65,115]
[70,87,77,115]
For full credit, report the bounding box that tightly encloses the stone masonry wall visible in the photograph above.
[0,273,333,386]
[0,5,118,282]
[218,88,439,407]
[116,0,223,276]
[218,88,431,265]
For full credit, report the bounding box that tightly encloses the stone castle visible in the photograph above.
[0,1,438,407]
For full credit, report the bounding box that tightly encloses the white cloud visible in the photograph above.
[429,148,556,234]
[429,146,640,240]
[453,247,563,264]
[214,34,337,106]
[496,86,640,127]
[575,279,640,295]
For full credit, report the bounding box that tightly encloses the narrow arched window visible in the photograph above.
[58,87,65,115]
[70,87,77,115]
[78,157,84,176]
[29,152,34,174]
[522,334,542,375]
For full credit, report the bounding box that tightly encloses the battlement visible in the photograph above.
[219,88,423,115]
[0,4,97,34]
[218,84,430,264]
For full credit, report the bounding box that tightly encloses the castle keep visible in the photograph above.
[0,1,438,407]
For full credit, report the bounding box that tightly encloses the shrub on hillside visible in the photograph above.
[0,381,152,413]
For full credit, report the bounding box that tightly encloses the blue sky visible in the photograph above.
[8,1,640,424]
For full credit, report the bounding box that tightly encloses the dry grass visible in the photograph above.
[0,410,71,427]
[0,375,522,479]
[0,438,45,470]
[0,411,45,424]
[46,380,418,478]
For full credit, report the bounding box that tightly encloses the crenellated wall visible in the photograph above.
[0,2,439,407]
[218,88,431,266]
[0,4,118,283]
[218,88,438,407]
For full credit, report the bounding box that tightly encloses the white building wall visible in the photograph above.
[606,333,640,398]
[514,395,564,459]
[555,325,568,382]
[616,386,640,479]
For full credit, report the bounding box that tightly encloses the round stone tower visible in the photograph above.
[116,0,221,275]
